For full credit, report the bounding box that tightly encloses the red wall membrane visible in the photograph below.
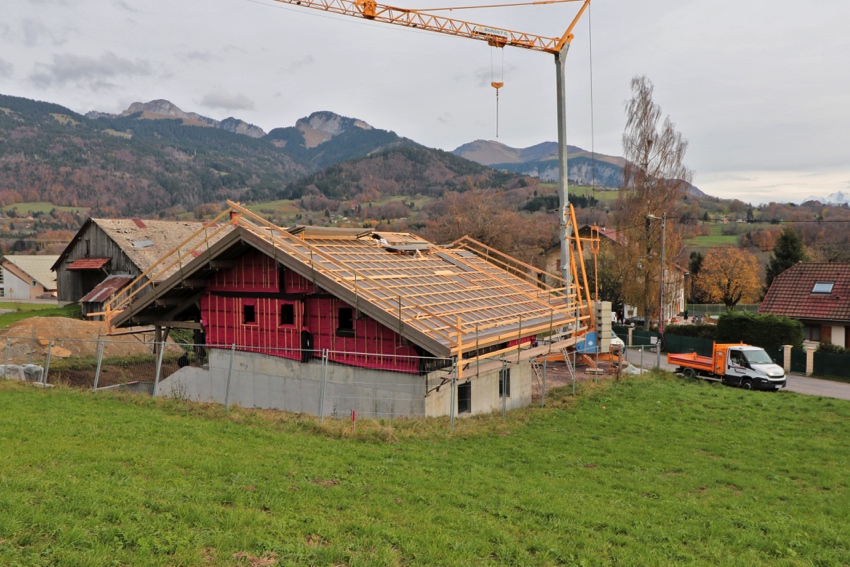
[508,336,535,348]
[200,256,419,373]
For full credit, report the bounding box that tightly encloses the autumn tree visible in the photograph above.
[694,248,761,310]
[614,76,692,328]
[421,189,556,265]
[764,226,807,292]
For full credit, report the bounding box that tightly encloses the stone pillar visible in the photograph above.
[627,327,633,347]
[805,345,816,376]
[782,345,792,374]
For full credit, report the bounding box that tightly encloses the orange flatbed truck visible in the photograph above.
[668,343,786,391]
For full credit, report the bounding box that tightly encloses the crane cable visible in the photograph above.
[491,47,504,137]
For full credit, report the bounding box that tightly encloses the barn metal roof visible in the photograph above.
[80,274,134,304]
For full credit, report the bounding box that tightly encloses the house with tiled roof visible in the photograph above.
[0,255,59,300]
[51,218,234,311]
[759,262,850,346]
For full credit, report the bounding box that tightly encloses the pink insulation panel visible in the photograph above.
[200,250,420,373]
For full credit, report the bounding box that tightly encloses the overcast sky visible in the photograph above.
[2,0,848,204]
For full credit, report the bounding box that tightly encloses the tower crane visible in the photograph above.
[269,0,591,286]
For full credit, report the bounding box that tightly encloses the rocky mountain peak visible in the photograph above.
[293,111,373,148]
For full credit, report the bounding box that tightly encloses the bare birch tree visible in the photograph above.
[615,76,692,328]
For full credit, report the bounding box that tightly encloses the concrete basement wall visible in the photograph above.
[157,349,534,418]
[156,348,426,418]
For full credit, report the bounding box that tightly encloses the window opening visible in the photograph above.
[458,381,471,414]
[32,280,37,288]
[803,324,820,342]
[499,367,511,398]
[337,307,355,337]
[280,303,295,326]
[812,282,834,293]
[279,267,286,293]
[243,304,256,324]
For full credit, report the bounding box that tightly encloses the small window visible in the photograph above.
[499,367,511,398]
[32,280,37,288]
[457,381,471,414]
[280,303,295,326]
[812,282,834,294]
[279,267,287,293]
[337,307,355,337]
[803,324,820,342]
[85,239,90,256]
[243,304,256,324]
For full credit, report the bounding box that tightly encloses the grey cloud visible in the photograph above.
[182,50,218,63]
[0,59,12,79]
[29,52,153,90]
[283,55,314,73]
[199,91,255,112]
[114,0,142,14]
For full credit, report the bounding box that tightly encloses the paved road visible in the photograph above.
[623,347,850,401]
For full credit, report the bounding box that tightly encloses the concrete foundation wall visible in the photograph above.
[424,360,533,417]
[157,349,535,418]
[157,348,427,418]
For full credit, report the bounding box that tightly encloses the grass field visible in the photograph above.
[1,202,89,215]
[0,303,80,330]
[1,374,848,565]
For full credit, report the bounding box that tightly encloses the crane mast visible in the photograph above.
[270,0,591,287]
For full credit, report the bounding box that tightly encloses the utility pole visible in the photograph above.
[648,213,666,369]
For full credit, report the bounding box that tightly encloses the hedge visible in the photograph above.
[664,324,717,340]
[715,312,803,351]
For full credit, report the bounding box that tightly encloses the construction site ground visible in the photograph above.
[0,317,183,389]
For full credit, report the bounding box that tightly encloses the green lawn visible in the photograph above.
[2,202,89,215]
[0,303,80,330]
[0,374,848,565]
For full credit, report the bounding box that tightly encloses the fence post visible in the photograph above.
[152,341,166,398]
[783,345,792,374]
[93,339,105,391]
[42,340,53,385]
[318,349,328,423]
[450,358,457,429]
[805,345,816,376]
[225,344,235,410]
[627,327,633,347]
[29,328,35,365]
[3,337,9,378]
[640,347,644,371]
[541,357,547,408]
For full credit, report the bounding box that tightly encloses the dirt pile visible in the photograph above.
[0,317,180,361]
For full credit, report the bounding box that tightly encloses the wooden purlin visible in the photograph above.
[450,236,574,297]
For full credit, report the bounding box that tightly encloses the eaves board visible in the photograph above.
[239,230,451,357]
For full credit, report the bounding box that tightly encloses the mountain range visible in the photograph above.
[0,93,700,216]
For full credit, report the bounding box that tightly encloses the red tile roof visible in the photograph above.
[760,262,850,322]
[67,257,111,270]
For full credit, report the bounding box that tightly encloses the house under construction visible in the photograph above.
[106,202,597,418]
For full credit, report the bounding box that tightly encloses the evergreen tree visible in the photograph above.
[764,226,807,291]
